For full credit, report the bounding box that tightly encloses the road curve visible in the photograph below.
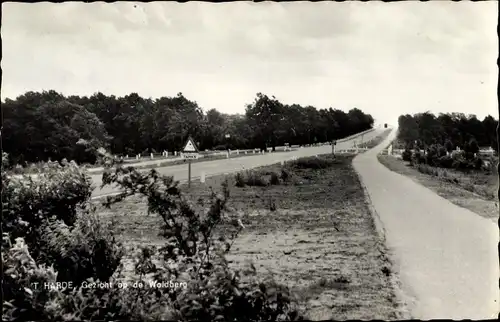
[353,129,499,319]
[90,128,384,198]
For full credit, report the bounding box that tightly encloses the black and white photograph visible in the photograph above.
[1,1,499,321]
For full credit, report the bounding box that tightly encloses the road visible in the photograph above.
[353,129,499,319]
[90,128,382,198]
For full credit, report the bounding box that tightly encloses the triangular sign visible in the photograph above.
[183,137,199,152]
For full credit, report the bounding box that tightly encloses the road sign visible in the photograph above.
[183,136,199,153]
[183,137,200,188]
[183,153,199,160]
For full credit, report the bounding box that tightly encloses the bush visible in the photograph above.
[99,162,303,321]
[235,172,246,187]
[444,140,454,153]
[280,168,291,182]
[402,149,412,162]
[2,236,60,321]
[2,155,126,321]
[437,155,454,168]
[213,145,227,151]
[465,138,480,155]
[244,171,269,187]
[36,212,124,285]
[291,157,335,170]
[411,150,425,165]
[2,160,93,257]
[3,151,304,321]
[473,157,483,170]
[3,152,10,169]
[451,151,474,171]
[437,145,448,158]
[270,172,280,185]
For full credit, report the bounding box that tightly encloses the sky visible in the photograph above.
[2,1,498,126]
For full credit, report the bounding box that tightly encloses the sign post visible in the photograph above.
[182,136,200,188]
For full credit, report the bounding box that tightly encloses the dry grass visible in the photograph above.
[377,155,498,222]
[94,155,407,320]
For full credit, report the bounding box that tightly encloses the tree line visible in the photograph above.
[397,112,498,153]
[2,91,374,165]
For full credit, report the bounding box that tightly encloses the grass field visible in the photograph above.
[377,154,498,222]
[94,154,408,320]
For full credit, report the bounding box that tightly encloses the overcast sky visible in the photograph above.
[2,1,498,125]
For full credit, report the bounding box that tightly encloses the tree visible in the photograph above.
[245,93,284,151]
[444,139,454,153]
[3,90,376,166]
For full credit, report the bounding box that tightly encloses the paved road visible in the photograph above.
[90,128,383,198]
[353,129,499,319]
[86,146,297,174]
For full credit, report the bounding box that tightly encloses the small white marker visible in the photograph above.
[200,172,205,183]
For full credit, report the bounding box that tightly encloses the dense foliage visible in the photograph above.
[2,90,374,165]
[397,112,498,152]
[396,112,498,173]
[2,151,303,321]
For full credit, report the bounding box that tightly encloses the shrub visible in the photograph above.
[465,138,480,155]
[451,151,474,171]
[2,155,126,320]
[244,171,269,187]
[2,236,60,321]
[291,157,335,170]
[99,162,303,321]
[36,212,124,285]
[3,152,10,169]
[444,140,454,153]
[2,161,93,257]
[402,149,412,162]
[268,198,277,212]
[3,151,304,321]
[280,168,291,182]
[213,145,227,151]
[235,172,246,187]
[411,150,425,165]
[437,155,454,168]
[270,172,280,185]
[437,145,448,158]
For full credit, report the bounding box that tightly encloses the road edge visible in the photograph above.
[351,130,414,319]
[353,165,413,320]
